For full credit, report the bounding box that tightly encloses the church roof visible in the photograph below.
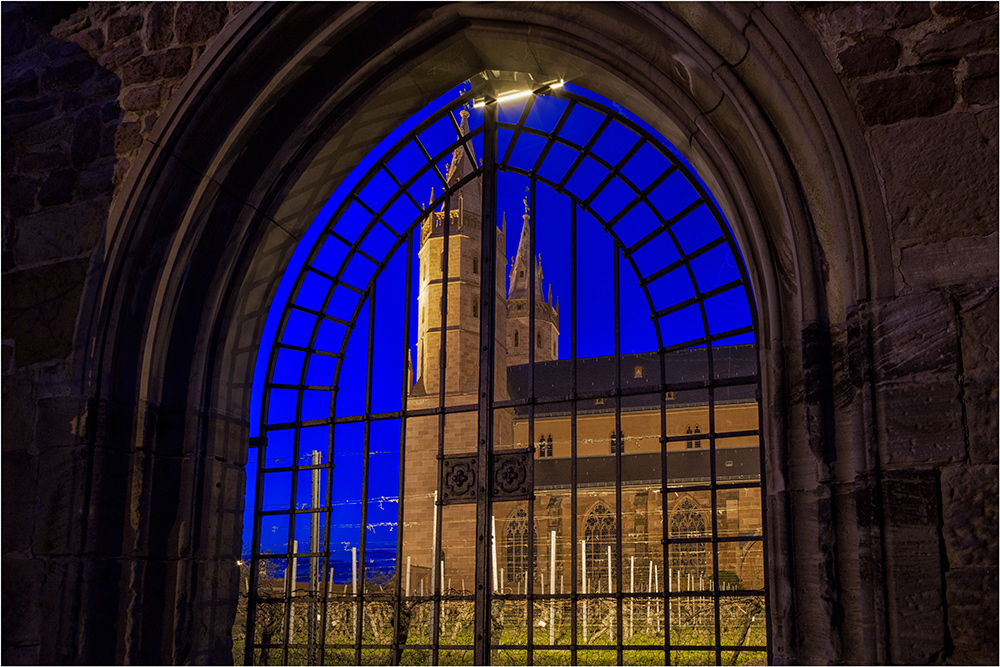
[506,344,757,417]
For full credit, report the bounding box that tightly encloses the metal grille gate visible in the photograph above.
[243,73,770,665]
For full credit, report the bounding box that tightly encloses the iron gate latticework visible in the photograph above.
[244,71,770,665]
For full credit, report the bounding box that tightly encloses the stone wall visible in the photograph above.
[1,2,997,664]
[797,3,998,663]
[2,3,247,663]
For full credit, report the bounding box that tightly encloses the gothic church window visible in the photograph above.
[584,504,617,585]
[670,498,707,579]
[506,508,535,583]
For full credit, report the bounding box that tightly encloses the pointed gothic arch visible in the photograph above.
[70,3,898,664]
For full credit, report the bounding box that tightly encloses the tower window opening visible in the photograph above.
[506,508,535,582]
[472,301,478,317]
[473,256,479,274]
[514,330,519,347]
[693,424,701,449]
[610,429,624,454]
[537,333,542,348]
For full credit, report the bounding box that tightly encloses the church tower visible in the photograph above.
[506,208,560,367]
[410,108,509,399]
[403,108,510,585]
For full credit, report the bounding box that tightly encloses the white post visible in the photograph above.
[629,555,635,639]
[431,491,438,592]
[420,578,424,596]
[549,530,556,645]
[646,561,653,629]
[405,556,411,597]
[654,563,660,618]
[581,540,588,643]
[491,515,499,592]
[289,540,298,635]
[500,568,505,594]
[607,545,613,595]
[351,547,358,596]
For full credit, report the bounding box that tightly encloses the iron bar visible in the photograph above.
[354,285,378,664]
[473,99,498,666]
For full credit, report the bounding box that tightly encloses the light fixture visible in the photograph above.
[472,79,565,108]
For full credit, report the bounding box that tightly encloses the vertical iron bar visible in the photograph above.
[319,366,343,664]
[308,451,320,663]
[282,426,304,664]
[707,345,722,666]
[613,244,624,666]
[526,178,537,663]
[392,231,416,665]
[319,387,340,666]
[354,286,378,665]
[432,193,453,665]
[569,202,579,664]
[474,100,498,666]
[659,365,670,665]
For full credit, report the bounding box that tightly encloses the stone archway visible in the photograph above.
[75,4,891,663]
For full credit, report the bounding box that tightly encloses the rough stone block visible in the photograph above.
[144,2,176,50]
[68,26,105,53]
[96,44,142,70]
[36,167,76,206]
[14,200,105,265]
[174,1,228,44]
[4,174,41,217]
[945,566,999,663]
[932,1,999,21]
[960,293,999,463]
[868,113,998,245]
[120,82,161,111]
[964,71,999,106]
[71,106,103,166]
[0,374,35,454]
[915,16,999,63]
[112,119,142,153]
[0,556,44,646]
[856,70,955,125]
[107,12,143,43]
[35,396,87,451]
[945,565,998,607]
[119,47,192,86]
[872,292,960,381]
[41,55,97,90]
[878,379,965,465]
[882,469,947,664]
[2,258,88,367]
[1,451,38,552]
[941,464,998,568]
[837,35,900,76]
[899,233,999,289]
